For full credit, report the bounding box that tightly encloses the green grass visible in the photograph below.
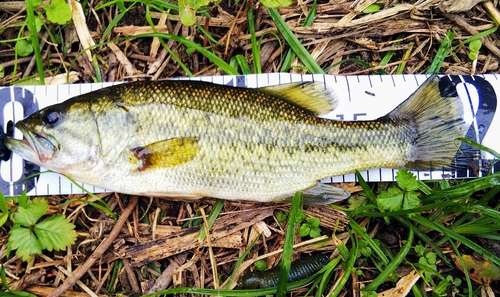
[427,26,498,74]
[268,7,324,74]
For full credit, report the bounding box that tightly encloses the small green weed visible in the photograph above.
[427,26,497,74]
[376,170,421,212]
[468,40,482,60]
[1,191,77,262]
[39,0,72,25]
[0,265,38,297]
[275,209,322,238]
[340,155,500,295]
[253,260,267,272]
[298,215,321,238]
[362,4,382,14]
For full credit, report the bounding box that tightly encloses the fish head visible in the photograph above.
[5,101,104,179]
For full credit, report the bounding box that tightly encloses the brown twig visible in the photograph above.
[48,196,138,297]
[122,259,141,294]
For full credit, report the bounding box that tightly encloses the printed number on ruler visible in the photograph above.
[0,87,40,196]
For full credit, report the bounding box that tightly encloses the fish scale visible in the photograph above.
[5,76,468,203]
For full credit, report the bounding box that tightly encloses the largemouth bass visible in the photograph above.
[5,75,468,203]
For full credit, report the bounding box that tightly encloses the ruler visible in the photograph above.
[0,74,498,197]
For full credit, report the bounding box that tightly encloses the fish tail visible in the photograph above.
[389,75,469,169]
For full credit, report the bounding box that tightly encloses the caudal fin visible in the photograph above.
[389,75,469,170]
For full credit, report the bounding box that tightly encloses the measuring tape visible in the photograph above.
[0,74,498,197]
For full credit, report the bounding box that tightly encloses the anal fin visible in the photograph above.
[302,183,351,205]
[131,137,199,171]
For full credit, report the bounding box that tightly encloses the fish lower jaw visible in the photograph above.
[5,138,44,166]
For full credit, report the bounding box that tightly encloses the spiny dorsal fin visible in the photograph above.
[259,82,339,116]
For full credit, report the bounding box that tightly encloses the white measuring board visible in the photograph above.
[0,73,499,197]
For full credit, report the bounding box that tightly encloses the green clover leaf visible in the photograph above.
[44,0,72,25]
[15,40,34,57]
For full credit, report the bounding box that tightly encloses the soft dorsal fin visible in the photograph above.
[259,82,339,116]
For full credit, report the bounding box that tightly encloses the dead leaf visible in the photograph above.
[452,254,500,284]
[442,0,488,12]
[377,270,420,297]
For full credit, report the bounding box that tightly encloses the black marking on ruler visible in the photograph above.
[413,75,420,87]
[0,121,12,162]
[224,76,246,88]
[0,87,41,196]
[236,75,246,87]
[346,77,352,102]
[441,76,498,177]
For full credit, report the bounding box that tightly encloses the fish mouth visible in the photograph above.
[5,122,59,164]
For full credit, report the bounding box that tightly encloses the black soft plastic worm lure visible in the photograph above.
[239,253,331,289]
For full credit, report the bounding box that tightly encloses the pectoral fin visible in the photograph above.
[302,183,351,205]
[131,137,199,171]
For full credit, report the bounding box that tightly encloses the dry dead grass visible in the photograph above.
[1,0,500,84]
[1,0,500,296]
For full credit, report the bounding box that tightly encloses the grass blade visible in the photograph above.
[398,217,452,267]
[458,137,500,160]
[24,0,44,84]
[102,3,137,39]
[232,54,252,74]
[59,175,116,220]
[277,192,303,296]
[248,9,261,74]
[362,224,414,291]
[396,42,413,74]
[225,233,262,289]
[355,170,377,204]
[314,256,341,296]
[426,30,455,74]
[411,214,500,267]
[447,237,473,297]
[349,218,389,265]
[421,172,500,203]
[268,8,323,74]
[328,235,357,296]
[145,7,193,77]
[280,0,317,72]
[143,33,238,75]
[197,199,224,240]
[452,26,498,52]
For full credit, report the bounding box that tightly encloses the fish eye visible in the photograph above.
[41,109,63,127]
